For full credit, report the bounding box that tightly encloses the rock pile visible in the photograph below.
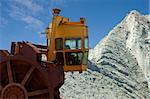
[60,10,150,99]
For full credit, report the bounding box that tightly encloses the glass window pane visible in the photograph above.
[56,52,64,65]
[65,38,81,49]
[47,39,50,48]
[84,51,88,64]
[65,39,76,49]
[84,38,89,49]
[55,38,63,50]
[77,39,82,49]
[65,52,82,65]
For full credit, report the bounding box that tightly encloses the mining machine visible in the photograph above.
[0,8,89,99]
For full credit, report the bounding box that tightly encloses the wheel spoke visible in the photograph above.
[28,89,49,96]
[7,61,13,83]
[21,66,35,86]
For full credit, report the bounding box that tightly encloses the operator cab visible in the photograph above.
[46,8,89,72]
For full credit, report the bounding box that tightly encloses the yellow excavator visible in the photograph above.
[0,8,89,99]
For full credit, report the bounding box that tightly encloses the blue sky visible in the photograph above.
[0,0,149,51]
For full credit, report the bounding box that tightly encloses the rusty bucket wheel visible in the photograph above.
[0,55,50,99]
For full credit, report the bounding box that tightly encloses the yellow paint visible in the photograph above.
[46,9,89,72]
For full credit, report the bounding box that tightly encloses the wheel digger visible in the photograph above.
[0,8,89,99]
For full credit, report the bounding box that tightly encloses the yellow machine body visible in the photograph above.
[46,9,89,72]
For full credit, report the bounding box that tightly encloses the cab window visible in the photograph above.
[84,51,88,64]
[65,38,81,50]
[47,39,50,48]
[56,52,64,65]
[55,38,63,50]
[84,38,89,49]
[65,52,82,65]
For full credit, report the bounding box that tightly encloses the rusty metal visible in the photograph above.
[0,42,64,99]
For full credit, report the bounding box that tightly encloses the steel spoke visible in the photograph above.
[28,89,49,96]
[21,66,35,86]
[7,61,13,83]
